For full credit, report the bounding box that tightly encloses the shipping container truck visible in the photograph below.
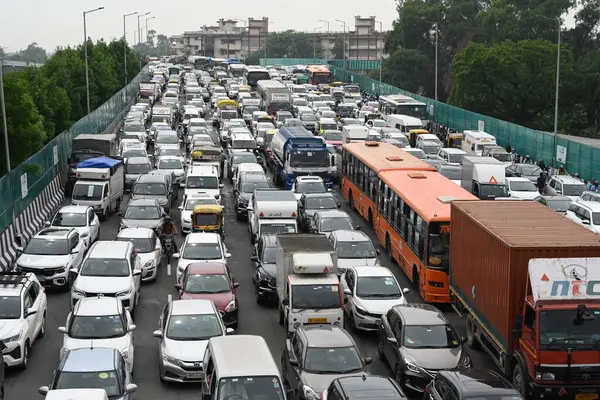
[450,200,600,399]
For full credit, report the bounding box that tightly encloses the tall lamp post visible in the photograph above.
[137,12,150,68]
[233,19,248,62]
[375,21,383,82]
[146,16,156,44]
[551,18,561,171]
[263,21,274,63]
[83,6,104,115]
[0,54,9,172]
[313,27,321,59]
[123,12,137,87]
[335,20,347,71]
[319,20,330,33]
[433,22,438,100]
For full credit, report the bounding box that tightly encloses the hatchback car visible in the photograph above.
[323,375,407,400]
[327,230,377,272]
[58,296,135,372]
[119,198,166,231]
[156,155,185,186]
[282,325,372,399]
[174,232,231,282]
[116,227,161,281]
[292,176,328,200]
[505,163,543,182]
[298,193,340,231]
[424,368,524,399]
[131,173,174,214]
[176,262,239,328]
[378,304,469,393]
[124,156,152,190]
[311,210,356,234]
[505,177,539,200]
[153,299,232,383]
[534,195,572,215]
[47,206,99,246]
[38,348,137,399]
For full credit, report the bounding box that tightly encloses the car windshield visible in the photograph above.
[244,106,260,115]
[166,314,223,341]
[117,237,154,253]
[297,181,327,193]
[324,131,342,141]
[263,247,276,264]
[218,376,285,400]
[80,258,130,277]
[421,143,440,155]
[186,199,217,210]
[122,149,147,159]
[68,314,126,339]
[303,346,363,374]
[305,197,337,210]
[509,180,536,192]
[72,183,103,201]
[403,324,461,349]
[187,176,219,189]
[564,183,586,196]
[320,216,354,232]
[233,154,258,164]
[24,238,69,255]
[241,181,269,193]
[438,166,462,180]
[55,370,121,396]
[291,284,341,308]
[156,134,179,144]
[190,121,206,128]
[479,184,509,199]
[126,163,151,174]
[159,159,182,169]
[124,123,144,132]
[0,296,21,319]
[133,182,166,196]
[546,199,572,212]
[194,213,220,226]
[519,165,542,176]
[160,148,182,158]
[184,273,230,294]
[301,114,317,122]
[52,212,87,227]
[125,205,160,220]
[356,276,402,298]
[336,240,376,259]
[261,223,297,235]
[182,243,223,260]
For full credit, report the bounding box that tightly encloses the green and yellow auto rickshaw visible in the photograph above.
[192,204,225,238]
[447,132,464,149]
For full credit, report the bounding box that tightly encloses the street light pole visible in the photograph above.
[313,27,321,59]
[434,22,438,100]
[552,19,561,171]
[83,6,104,115]
[376,21,383,82]
[0,56,10,172]
[123,12,137,87]
[319,20,330,33]
[138,12,150,69]
[146,16,155,44]
[335,20,347,70]
[233,19,248,61]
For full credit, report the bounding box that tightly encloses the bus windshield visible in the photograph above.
[428,222,450,272]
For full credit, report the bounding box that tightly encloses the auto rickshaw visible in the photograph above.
[446,132,464,148]
[407,129,429,145]
[330,81,344,88]
[192,204,225,238]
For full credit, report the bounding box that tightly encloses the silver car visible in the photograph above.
[117,228,162,282]
[119,198,166,231]
[156,156,185,187]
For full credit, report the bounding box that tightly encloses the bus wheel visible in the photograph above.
[348,190,354,210]
[368,208,374,228]
[412,266,420,293]
[386,235,394,262]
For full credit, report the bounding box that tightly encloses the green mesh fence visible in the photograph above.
[0,66,148,233]
[259,59,380,71]
[260,58,328,66]
[329,64,600,181]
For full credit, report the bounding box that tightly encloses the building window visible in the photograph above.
[221,38,238,44]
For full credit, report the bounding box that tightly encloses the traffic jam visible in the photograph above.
[2,56,600,400]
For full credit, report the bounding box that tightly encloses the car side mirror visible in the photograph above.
[226,327,235,334]
[337,203,341,208]
[583,219,591,225]
[152,330,163,338]
[355,225,361,230]
[289,359,299,367]
[133,269,142,276]
[225,253,232,258]
[44,221,51,227]
[461,336,467,344]
[250,256,258,262]
[38,386,50,395]
[178,205,183,211]
[376,249,380,255]
[128,324,136,332]
[58,326,67,334]
[173,253,180,258]
[233,282,240,289]
[364,357,373,365]
[219,183,225,188]
[25,308,37,317]
[402,288,410,294]
[343,288,352,295]
[282,298,289,306]
[70,267,79,275]
[125,383,138,394]
[117,212,123,217]
[174,283,182,290]
[387,337,397,344]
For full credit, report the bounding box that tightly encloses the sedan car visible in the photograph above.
[505,163,543,182]
[505,177,539,200]
[116,228,161,281]
[46,205,100,246]
[298,193,340,231]
[175,262,239,328]
[341,266,409,331]
[251,234,278,303]
[156,156,185,186]
[311,210,356,234]
[38,348,137,399]
[425,368,524,399]
[378,304,469,393]
[119,198,166,231]
[534,195,572,215]
[58,296,135,372]
[281,325,372,400]
[174,232,231,282]
[323,375,407,400]
[153,299,232,383]
[291,176,328,200]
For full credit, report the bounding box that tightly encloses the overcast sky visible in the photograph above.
[0,0,399,52]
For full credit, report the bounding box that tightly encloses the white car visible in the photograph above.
[0,272,48,368]
[14,228,87,290]
[117,228,162,282]
[174,233,231,282]
[71,241,142,314]
[58,296,136,372]
[156,155,186,186]
[46,205,100,246]
[291,176,328,200]
[178,194,221,234]
[505,177,539,200]
[328,230,380,273]
[341,266,409,331]
[153,299,232,382]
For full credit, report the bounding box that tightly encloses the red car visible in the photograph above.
[175,262,239,328]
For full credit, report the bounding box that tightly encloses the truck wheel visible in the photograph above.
[512,363,527,396]
[466,315,481,349]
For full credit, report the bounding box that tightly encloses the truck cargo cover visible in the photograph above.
[77,156,121,169]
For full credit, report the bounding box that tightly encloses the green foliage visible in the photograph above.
[331,38,345,60]
[5,42,48,63]
[375,49,431,94]
[245,30,322,64]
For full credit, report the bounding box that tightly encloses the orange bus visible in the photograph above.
[341,142,435,226]
[375,170,478,303]
[304,65,332,85]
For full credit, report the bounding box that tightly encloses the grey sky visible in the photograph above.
[0,0,399,51]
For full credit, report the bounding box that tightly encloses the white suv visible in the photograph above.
[59,296,136,373]
[566,201,600,234]
[291,176,328,200]
[174,233,231,282]
[0,272,48,368]
[71,241,142,313]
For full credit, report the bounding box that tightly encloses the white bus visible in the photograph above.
[228,63,246,79]
[256,80,292,115]
[379,94,428,124]
[242,66,270,89]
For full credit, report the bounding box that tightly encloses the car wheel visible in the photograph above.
[278,308,285,326]
[39,313,46,338]
[0,384,4,400]
[394,365,404,387]
[21,341,30,370]
[377,338,384,360]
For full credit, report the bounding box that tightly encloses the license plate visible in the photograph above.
[376,320,381,325]
[186,373,203,379]
[37,276,46,282]
[576,395,599,400]
[308,318,328,324]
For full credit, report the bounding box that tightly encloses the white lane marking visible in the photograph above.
[167,293,172,303]
[167,263,171,276]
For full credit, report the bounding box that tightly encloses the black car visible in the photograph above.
[225,150,258,182]
[505,164,543,182]
[252,234,278,303]
[235,174,271,219]
[298,193,340,231]
[324,375,407,400]
[424,368,524,400]
[378,304,469,393]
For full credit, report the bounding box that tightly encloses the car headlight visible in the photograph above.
[302,385,320,400]
[121,349,130,359]
[257,267,270,279]
[536,371,555,381]
[225,300,237,313]
[183,218,191,223]
[404,357,420,373]
[81,232,89,238]
[144,260,155,270]
[2,333,21,344]
[163,354,180,366]
[354,305,368,316]
[116,288,133,297]
[461,355,472,368]
[72,289,86,297]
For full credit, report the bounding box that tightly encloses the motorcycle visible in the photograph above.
[162,234,175,264]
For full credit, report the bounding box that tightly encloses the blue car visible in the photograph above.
[38,347,137,399]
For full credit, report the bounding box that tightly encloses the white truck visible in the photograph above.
[71,156,125,220]
[247,189,298,244]
[460,155,508,200]
[276,234,342,337]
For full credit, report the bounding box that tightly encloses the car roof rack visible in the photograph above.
[0,272,30,287]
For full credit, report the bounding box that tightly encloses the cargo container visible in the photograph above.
[450,200,600,399]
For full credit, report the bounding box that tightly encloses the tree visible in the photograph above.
[156,34,171,55]
[331,38,345,59]
[8,42,48,63]
[376,49,431,94]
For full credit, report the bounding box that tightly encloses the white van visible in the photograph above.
[342,125,369,143]
[462,130,496,156]
[45,388,108,400]
[201,335,290,400]
[185,164,223,202]
[385,114,424,134]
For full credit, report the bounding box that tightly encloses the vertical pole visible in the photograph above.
[552,19,561,171]
[378,22,382,82]
[227,32,230,59]
[343,23,347,70]
[138,17,142,70]
[123,15,128,87]
[434,23,438,101]
[0,58,10,172]
[84,12,91,115]
[313,30,316,59]
[264,31,267,60]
